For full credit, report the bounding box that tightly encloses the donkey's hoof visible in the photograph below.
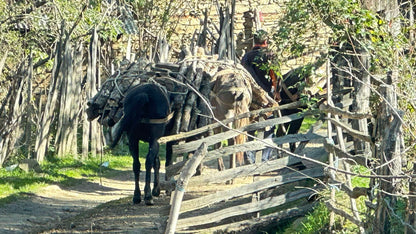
[145,198,154,206]
[152,187,160,197]
[132,196,141,204]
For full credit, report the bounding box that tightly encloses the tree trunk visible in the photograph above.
[24,53,34,159]
[0,62,27,166]
[56,41,73,157]
[35,22,66,162]
[70,42,83,155]
[55,41,82,157]
[82,100,90,159]
[87,28,100,158]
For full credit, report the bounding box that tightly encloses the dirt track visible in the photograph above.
[0,168,172,233]
[0,140,326,233]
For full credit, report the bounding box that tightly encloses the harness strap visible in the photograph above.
[140,111,175,124]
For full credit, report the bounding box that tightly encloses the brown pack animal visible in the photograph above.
[210,69,252,169]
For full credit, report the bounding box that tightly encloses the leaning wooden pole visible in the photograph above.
[327,67,363,232]
[326,58,336,230]
[165,142,207,234]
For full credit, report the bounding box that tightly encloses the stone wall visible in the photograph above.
[170,0,329,75]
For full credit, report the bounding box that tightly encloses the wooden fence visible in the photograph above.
[161,102,329,233]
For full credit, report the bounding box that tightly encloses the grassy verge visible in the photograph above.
[0,141,166,205]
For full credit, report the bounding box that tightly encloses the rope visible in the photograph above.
[148,77,168,95]
[112,70,125,97]
[152,75,189,95]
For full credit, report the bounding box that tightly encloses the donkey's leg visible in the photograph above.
[128,135,141,204]
[144,140,158,205]
[152,141,161,197]
[288,117,304,152]
[226,120,236,169]
[165,141,175,196]
[228,137,236,169]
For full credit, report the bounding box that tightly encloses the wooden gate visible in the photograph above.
[161,104,329,233]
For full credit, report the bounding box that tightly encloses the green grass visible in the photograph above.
[0,141,164,205]
[280,202,330,234]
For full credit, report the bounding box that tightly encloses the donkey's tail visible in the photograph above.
[110,93,148,148]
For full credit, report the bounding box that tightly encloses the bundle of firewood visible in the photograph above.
[86,57,275,135]
[86,58,188,127]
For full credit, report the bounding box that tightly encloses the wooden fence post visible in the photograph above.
[327,55,364,232]
[374,79,403,233]
[88,27,99,158]
[351,48,371,155]
[165,142,207,234]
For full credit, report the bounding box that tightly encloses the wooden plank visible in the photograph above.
[187,155,305,186]
[176,188,315,229]
[166,132,325,178]
[158,101,304,144]
[294,119,325,155]
[180,167,324,213]
[300,146,329,169]
[319,103,372,119]
[172,112,305,155]
[182,203,315,233]
[326,117,373,143]
[324,138,373,167]
[205,132,324,162]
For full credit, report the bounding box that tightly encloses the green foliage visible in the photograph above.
[272,0,403,71]
[387,197,407,233]
[282,202,329,234]
[299,116,317,133]
[51,1,124,41]
[351,165,371,188]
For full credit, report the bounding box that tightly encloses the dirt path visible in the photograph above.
[0,168,170,234]
[0,136,326,233]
